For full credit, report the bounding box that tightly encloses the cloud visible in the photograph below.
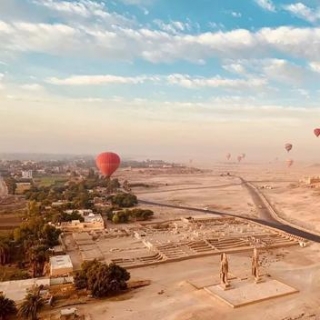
[20,83,43,91]
[47,73,268,89]
[46,75,153,85]
[3,13,320,65]
[231,12,242,18]
[153,20,192,34]
[254,0,276,12]
[284,3,320,23]
[261,59,315,85]
[167,74,267,89]
[223,63,246,74]
[32,0,135,27]
[310,62,320,73]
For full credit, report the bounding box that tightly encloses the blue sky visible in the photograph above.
[1,0,320,162]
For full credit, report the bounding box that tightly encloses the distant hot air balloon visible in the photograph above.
[241,153,246,159]
[226,153,231,160]
[314,128,320,137]
[285,143,293,152]
[237,155,242,163]
[96,152,121,178]
[286,159,294,167]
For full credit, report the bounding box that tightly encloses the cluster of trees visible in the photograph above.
[3,177,16,195]
[24,177,121,209]
[13,217,61,277]
[109,192,138,208]
[74,260,130,298]
[52,211,84,223]
[0,286,44,320]
[0,213,61,279]
[108,208,154,224]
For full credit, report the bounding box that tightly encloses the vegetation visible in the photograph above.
[18,286,44,320]
[108,208,154,223]
[110,192,138,208]
[0,295,17,320]
[3,177,16,195]
[0,236,12,265]
[74,260,130,298]
[53,211,84,223]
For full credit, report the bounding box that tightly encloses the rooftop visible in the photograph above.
[50,255,73,270]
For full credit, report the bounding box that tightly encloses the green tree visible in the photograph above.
[111,193,137,208]
[18,287,44,320]
[28,245,49,278]
[0,237,12,266]
[0,294,17,320]
[4,177,16,195]
[74,260,130,298]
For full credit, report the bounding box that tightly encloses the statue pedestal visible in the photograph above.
[205,279,299,308]
[254,277,264,284]
[220,283,232,291]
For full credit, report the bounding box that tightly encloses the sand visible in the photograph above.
[54,162,320,319]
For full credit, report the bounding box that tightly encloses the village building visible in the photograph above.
[49,255,74,277]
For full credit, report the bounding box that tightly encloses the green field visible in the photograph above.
[33,175,68,187]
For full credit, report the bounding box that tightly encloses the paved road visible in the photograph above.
[239,177,276,222]
[138,182,320,243]
[137,183,240,194]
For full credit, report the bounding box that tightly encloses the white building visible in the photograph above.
[21,170,33,179]
[49,255,74,277]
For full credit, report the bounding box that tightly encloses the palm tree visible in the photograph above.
[18,287,44,320]
[0,294,17,320]
[0,238,12,266]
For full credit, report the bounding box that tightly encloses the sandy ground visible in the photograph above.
[53,162,320,319]
[72,244,320,320]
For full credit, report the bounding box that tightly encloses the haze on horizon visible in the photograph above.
[1,0,320,163]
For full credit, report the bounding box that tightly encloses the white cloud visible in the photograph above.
[47,74,150,85]
[167,74,267,89]
[3,16,320,65]
[310,61,320,73]
[20,83,43,91]
[284,3,320,23]
[231,12,242,18]
[153,20,192,34]
[47,73,268,90]
[223,63,246,74]
[261,59,314,85]
[255,0,276,12]
[32,0,135,27]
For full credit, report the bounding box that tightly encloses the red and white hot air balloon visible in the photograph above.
[285,143,293,152]
[314,128,320,137]
[96,152,121,178]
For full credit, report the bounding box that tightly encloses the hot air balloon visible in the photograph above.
[237,155,242,163]
[314,128,320,137]
[226,153,231,160]
[96,152,121,178]
[286,159,294,167]
[285,143,293,152]
[241,153,246,159]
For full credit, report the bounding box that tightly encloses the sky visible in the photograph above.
[1,0,320,162]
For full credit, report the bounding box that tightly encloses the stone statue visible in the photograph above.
[220,253,230,288]
[252,248,260,283]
